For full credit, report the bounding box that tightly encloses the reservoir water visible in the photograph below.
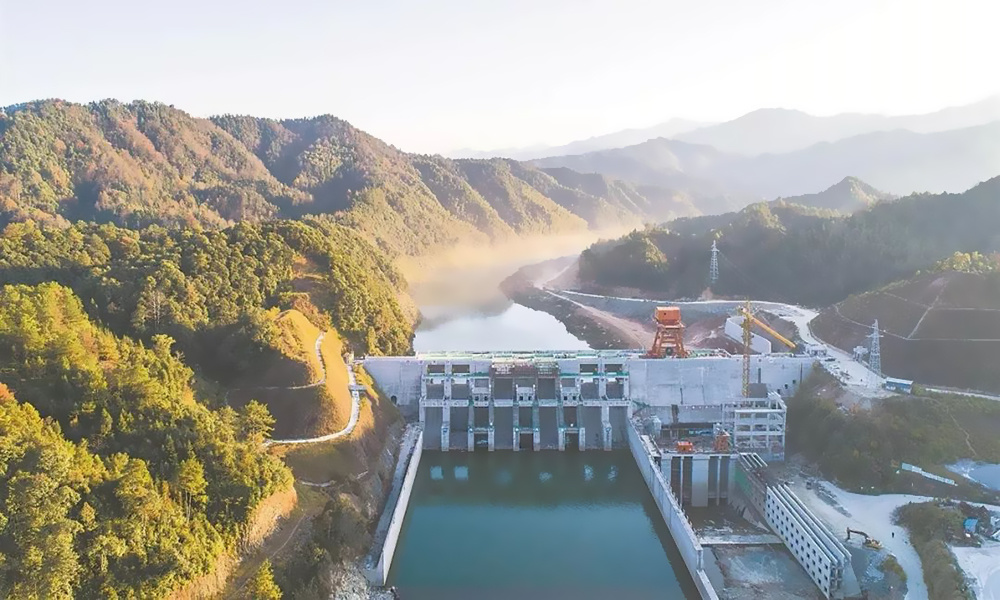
[414,301,590,352]
[950,459,1000,492]
[400,289,694,598]
[386,451,699,599]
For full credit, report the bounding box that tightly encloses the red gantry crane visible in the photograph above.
[645,306,689,359]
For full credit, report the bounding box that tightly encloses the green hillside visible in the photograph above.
[0,283,291,598]
[0,214,418,598]
[0,100,703,256]
[577,177,1000,305]
[0,218,413,370]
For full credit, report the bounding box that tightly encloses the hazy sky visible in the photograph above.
[2,0,997,154]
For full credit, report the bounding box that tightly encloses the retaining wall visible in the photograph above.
[364,425,423,585]
[627,423,719,600]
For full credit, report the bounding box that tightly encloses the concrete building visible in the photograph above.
[364,350,812,457]
[738,454,858,599]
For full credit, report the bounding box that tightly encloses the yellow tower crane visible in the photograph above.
[736,299,797,397]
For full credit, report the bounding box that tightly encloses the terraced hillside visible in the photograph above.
[812,270,1000,392]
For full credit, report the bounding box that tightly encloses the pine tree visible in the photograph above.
[245,560,282,600]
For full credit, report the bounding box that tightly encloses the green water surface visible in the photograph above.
[386,450,699,600]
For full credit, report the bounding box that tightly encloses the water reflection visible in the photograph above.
[414,303,589,353]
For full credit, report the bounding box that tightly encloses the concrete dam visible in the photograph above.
[364,349,855,599]
[364,350,809,460]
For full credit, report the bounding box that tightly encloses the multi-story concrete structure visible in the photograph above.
[738,454,858,599]
[363,350,812,459]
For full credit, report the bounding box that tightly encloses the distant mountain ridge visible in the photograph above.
[0,99,707,257]
[775,176,895,213]
[450,118,712,160]
[533,122,1000,199]
[675,95,1000,155]
[455,96,1000,160]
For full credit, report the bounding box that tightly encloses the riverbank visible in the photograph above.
[499,259,643,350]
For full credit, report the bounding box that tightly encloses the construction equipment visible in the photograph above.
[713,430,731,452]
[645,306,689,359]
[675,441,694,453]
[736,299,797,396]
[846,528,883,549]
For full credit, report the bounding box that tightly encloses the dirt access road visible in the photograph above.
[543,288,652,349]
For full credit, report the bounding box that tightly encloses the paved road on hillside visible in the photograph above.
[265,333,362,446]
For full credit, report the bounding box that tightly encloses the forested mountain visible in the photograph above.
[0,283,291,598]
[773,176,895,213]
[675,96,1000,155]
[0,218,412,367]
[577,177,1000,305]
[532,122,1000,199]
[0,100,704,257]
[0,216,416,597]
[452,118,712,160]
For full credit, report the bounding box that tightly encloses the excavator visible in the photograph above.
[847,528,883,550]
[737,299,797,397]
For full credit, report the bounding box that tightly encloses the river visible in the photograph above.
[414,301,590,352]
[950,459,1000,492]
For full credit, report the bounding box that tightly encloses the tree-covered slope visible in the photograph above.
[577,177,1000,305]
[0,100,305,227]
[0,217,418,598]
[0,99,704,257]
[0,283,292,598]
[0,218,413,370]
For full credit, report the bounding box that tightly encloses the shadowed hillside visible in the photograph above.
[812,268,1000,392]
[577,177,1000,306]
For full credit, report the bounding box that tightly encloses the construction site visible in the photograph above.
[363,296,887,600]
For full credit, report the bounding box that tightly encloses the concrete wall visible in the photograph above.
[364,358,424,407]
[739,454,853,599]
[364,354,813,412]
[763,485,853,599]
[627,423,719,600]
[364,426,424,586]
[724,316,771,354]
[627,355,811,407]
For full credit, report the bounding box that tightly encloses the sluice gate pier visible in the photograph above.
[365,349,806,460]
